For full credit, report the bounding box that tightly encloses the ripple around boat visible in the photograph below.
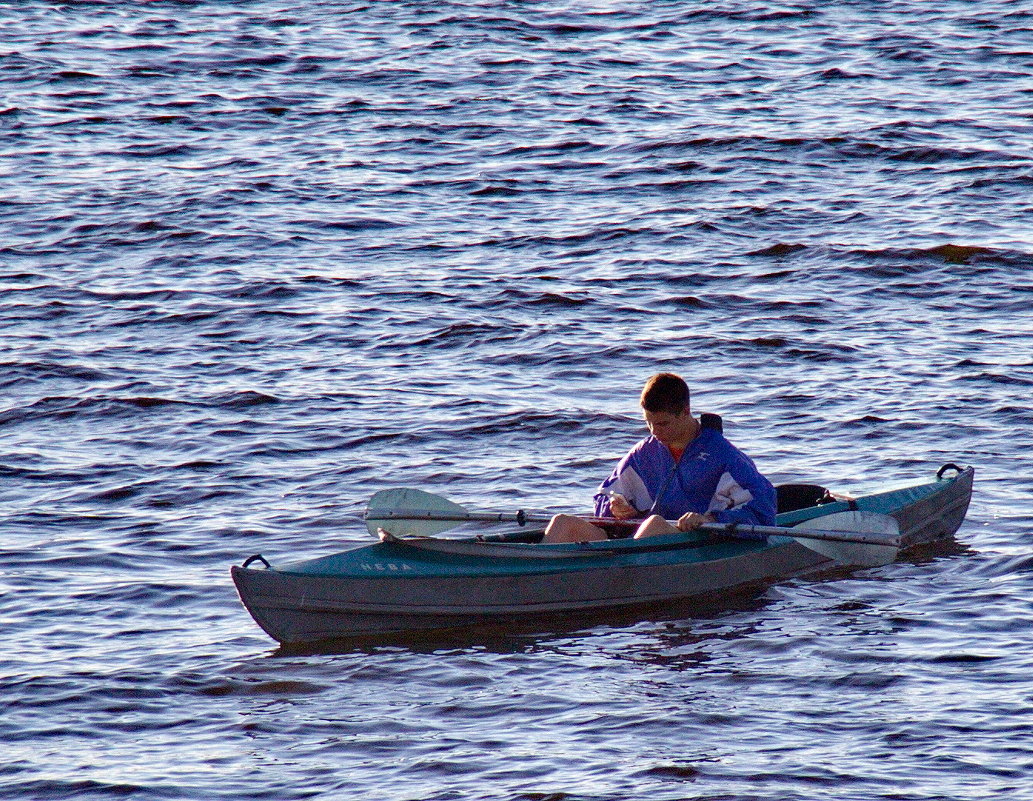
[231,464,973,645]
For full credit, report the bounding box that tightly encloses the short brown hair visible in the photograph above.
[640,373,690,414]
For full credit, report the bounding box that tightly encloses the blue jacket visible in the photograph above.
[593,426,776,527]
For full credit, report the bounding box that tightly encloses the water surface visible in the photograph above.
[2,2,1032,799]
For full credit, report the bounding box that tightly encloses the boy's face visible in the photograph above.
[643,407,693,446]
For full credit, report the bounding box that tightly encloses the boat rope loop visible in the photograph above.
[242,554,271,569]
[937,463,964,480]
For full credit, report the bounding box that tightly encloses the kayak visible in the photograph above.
[231,464,973,645]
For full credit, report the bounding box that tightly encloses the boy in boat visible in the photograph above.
[543,372,776,543]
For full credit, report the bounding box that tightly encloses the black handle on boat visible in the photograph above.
[242,554,271,569]
[937,463,965,480]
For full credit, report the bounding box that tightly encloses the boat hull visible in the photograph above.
[232,465,973,644]
[231,538,826,642]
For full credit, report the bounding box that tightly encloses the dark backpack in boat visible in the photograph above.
[775,483,836,513]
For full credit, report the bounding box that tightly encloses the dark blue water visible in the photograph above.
[2,2,1032,799]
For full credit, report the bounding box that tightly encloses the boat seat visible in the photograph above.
[700,412,723,432]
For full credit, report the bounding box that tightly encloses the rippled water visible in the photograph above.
[2,2,1032,799]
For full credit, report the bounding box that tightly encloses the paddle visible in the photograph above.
[753,511,899,568]
[364,487,541,536]
[364,488,901,567]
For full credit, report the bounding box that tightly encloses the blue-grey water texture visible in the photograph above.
[2,1,1032,799]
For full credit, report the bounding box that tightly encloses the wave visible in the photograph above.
[739,241,1027,267]
[0,389,283,426]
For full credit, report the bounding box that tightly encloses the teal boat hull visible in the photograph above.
[232,466,973,645]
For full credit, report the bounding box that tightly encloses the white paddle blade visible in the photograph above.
[364,487,469,537]
[794,511,901,568]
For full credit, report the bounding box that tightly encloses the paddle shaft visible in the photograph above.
[698,521,897,547]
[364,509,899,547]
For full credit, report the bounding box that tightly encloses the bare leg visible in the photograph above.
[542,514,608,543]
[633,514,679,539]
